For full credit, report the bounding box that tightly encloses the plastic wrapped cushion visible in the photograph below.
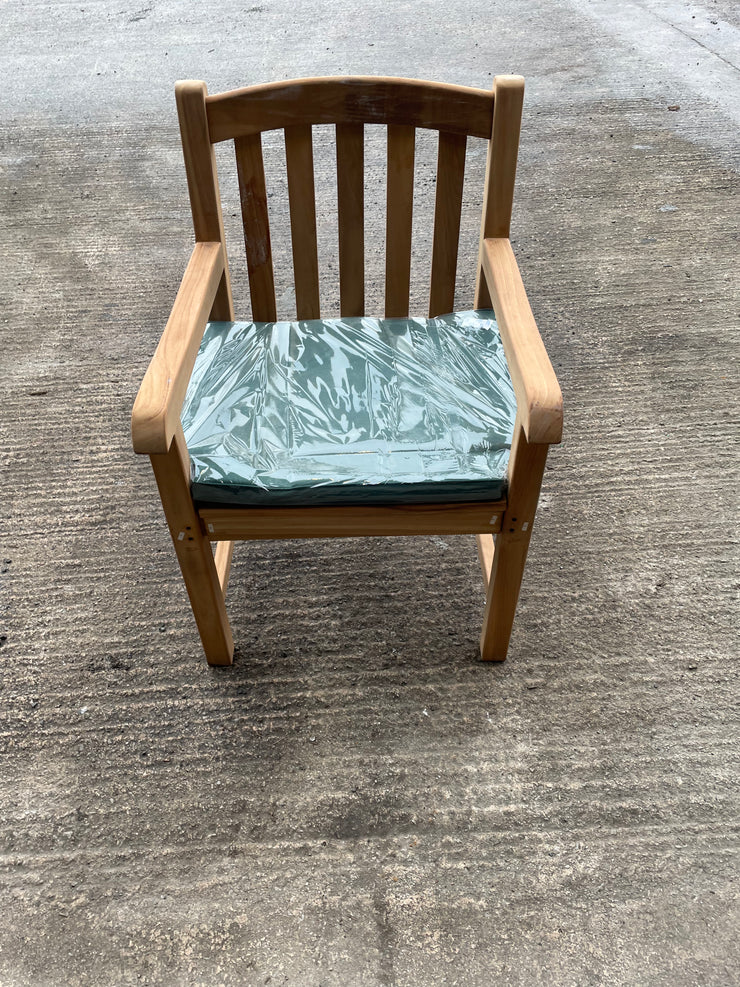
[180,309,517,507]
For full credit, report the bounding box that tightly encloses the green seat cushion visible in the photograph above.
[181,310,517,508]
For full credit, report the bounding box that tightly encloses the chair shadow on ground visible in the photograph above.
[220,533,488,673]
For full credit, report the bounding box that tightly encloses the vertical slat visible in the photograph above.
[284,124,320,319]
[175,80,234,321]
[475,75,524,308]
[235,133,277,322]
[336,123,365,317]
[429,131,467,317]
[385,124,415,318]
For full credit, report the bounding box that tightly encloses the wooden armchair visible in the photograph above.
[131,75,562,666]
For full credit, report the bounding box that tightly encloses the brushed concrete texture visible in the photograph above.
[1,1,738,985]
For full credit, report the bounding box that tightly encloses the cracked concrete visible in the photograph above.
[1,1,738,985]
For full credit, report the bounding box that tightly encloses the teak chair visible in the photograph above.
[131,75,562,666]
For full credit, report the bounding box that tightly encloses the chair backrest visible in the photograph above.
[175,75,524,323]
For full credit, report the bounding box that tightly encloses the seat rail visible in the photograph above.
[199,501,507,541]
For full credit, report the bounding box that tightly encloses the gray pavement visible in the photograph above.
[1,1,738,985]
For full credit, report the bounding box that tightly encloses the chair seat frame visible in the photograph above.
[132,75,562,666]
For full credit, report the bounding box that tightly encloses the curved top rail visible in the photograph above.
[205,76,494,143]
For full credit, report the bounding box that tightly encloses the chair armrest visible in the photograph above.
[481,237,563,444]
[132,242,225,454]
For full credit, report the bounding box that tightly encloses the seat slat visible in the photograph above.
[284,125,321,319]
[336,123,365,317]
[385,124,415,318]
[235,133,277,322]
[429,131,467,317]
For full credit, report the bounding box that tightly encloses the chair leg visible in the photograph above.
[214,540,234,595]
[150,427,234,666]
[479,424,549,661]
[479,530,531,660]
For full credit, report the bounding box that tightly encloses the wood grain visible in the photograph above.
[429,131,467,317]
[336,122,365,317]
[478,75,524,241]
[131,242,224,455]
[235,132,277,322]
[474,75,523,308]
[214,540,234,595]
[175,80,234,320]
[150,428,234,666]
[479,422,549,660]
[385,124,415,318]
[481,237,563,444]
[200,501,506,541]
[476,533,495,591]
[285,125,320,319]
[206,77,494,142]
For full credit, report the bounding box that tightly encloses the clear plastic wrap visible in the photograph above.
[181,310,517,507]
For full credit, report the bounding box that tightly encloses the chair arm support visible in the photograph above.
[481,237,563,444]
[132,242,225,454]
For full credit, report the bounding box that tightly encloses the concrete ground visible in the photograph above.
[1,1,738,984]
